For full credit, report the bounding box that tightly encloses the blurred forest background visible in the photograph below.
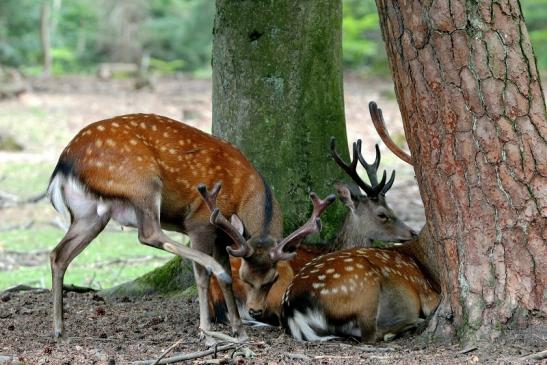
[0,0,545,291]
[1,0,545,77]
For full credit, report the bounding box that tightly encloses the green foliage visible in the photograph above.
[522,0,547,71]
[149,57,185,75]
[0,0,42,67]
[342,0,387,74]
[143,0,214,72]
[0,0,545,75]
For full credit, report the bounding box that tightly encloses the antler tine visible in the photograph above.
[310,192,336,220]
[270,192,336,262]
[357,142,393,197]
[197,182,252,258]
[197,181,222,212]
[357,142,381,187]
[330,137,374,196]
[369,101,413,165]
[381,170,396,195]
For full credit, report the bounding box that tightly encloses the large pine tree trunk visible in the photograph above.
[376,0,546,341]
[212,0,350,240]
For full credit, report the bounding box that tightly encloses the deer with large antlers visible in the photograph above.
[209,134,419,326]
[47,113,334,341]
[330,137,417,249]
[281,109,439,342]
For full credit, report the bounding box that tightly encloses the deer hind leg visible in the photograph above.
[132,192,230,284]
[212,243,247,341]
[376,283,421,341]
[355,286,381,343]
[50,212,109,339]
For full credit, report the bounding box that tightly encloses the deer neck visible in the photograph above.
[237,174,283,241]
[393,229,441,293]
[333,211,374,250]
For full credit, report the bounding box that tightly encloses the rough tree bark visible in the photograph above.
[376,0,546,342]
[106,0,350,297]
[212,0,350,240]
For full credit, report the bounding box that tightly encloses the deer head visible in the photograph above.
[198,182,335,320]
[331,138,417,248]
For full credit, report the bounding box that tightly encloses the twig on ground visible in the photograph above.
[356,345,396,353]
[284,352,311,361]
[201,330,239,343]
[458,346,478,354]
[1,285,48,294]
[63,284,97,293]
[519,349,547,362]
[152,338,186,365]
[131,343,237,365]
[0,191,46,208]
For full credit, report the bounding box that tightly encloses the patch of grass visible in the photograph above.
[0,227,173,291]
[0,162,54,197]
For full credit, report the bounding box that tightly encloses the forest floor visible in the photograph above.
[0,289,545,364]
[0,75,545,364]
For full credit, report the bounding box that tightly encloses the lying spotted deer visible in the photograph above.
[209,135,418,326]
[281,105,440,343]
[46,112,333,341]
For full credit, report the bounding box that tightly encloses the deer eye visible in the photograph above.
[377,212,389,221]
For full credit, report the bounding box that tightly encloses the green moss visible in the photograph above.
[103,256,194,298]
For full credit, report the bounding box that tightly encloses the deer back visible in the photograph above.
[50,113,281,239]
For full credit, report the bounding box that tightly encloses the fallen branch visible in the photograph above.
[131,343,237,365]
[458,346,478,355]
[519,349,547,362]
[0,191,46,208]
[152,338,186,365]
[356,345,396,353]
[284,352,311,361]
[2,285,48,294]
[63,284,97,293]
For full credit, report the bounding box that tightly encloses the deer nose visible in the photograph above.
[249,308,263,319]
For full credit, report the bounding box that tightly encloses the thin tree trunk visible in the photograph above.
[212,0,350,240]
[376,0,546,342]
[40,1,52,76]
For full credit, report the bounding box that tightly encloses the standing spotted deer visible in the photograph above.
[281,103,440,343]
[208,132,419,326]
[47,113,333,341]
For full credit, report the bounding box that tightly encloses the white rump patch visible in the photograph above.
[47,174,138,228]
[286,309,337,342]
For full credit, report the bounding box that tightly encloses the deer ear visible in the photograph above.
[335,182,356,211]
[230,214,245,235]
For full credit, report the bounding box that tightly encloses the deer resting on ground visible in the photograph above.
[281,104,440,343]
[47,113,333,341]
[209,134,419,326]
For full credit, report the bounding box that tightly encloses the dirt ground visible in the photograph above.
[0,289,545,365]
[0,76,545,364]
